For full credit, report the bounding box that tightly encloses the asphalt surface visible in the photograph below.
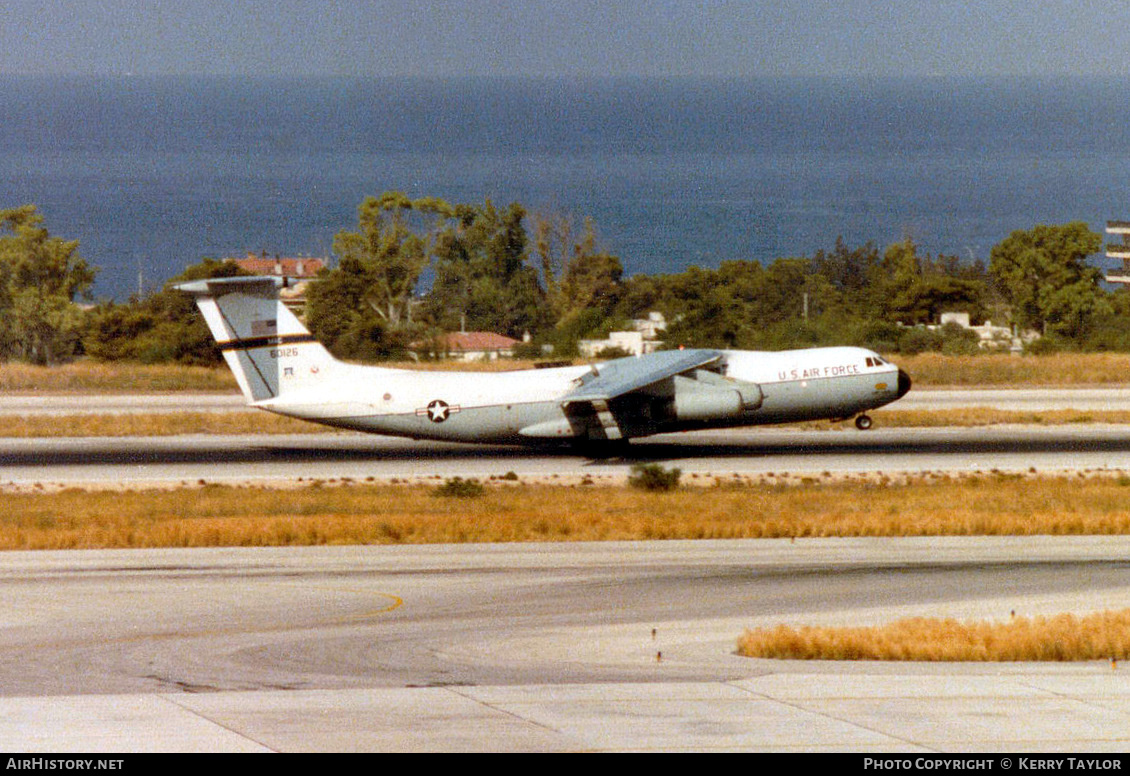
[3,539,1130,752]
[6,425,1130,486]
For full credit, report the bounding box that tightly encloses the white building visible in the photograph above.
[933,312,1027,352]
[578,312,667,358]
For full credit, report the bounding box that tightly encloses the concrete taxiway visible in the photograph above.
[3,539,1130,752]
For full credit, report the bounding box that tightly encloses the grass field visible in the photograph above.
[7,471,1130,550]
[0,361,238,393]
[737,610,1130,661]
[0,411,318,437]
[893,352,1130,386]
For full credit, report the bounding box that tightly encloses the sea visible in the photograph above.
[3,74,1130,301]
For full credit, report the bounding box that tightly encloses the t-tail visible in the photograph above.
[176,276,337,403]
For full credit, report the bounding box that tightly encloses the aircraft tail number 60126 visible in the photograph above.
[178,276,911,445]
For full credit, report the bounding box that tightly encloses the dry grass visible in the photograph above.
[895,352,1130,387]
[7,473,1130,550]
[737,610,1130,661]
[869,408,1130,428]
[0,362,238,393]
[0,412,324,437]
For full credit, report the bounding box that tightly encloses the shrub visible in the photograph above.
[432,477,485,498]
[896,327,944,355]
[594,345,634,359]
[938,322,982,356]
[628,463,681,492]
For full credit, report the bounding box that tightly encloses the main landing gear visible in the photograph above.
[854,414,873,431]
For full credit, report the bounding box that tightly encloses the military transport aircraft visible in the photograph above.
[178,276,911,445]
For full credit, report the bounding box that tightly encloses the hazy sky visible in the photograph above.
[1,0,1127,78]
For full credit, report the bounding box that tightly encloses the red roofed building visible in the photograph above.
[415,331,522,361]
[217,252,328,317]
[230,252,326,278]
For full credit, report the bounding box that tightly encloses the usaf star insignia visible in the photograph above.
[418,399,459,423]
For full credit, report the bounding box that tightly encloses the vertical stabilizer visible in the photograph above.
[176,276,335,402]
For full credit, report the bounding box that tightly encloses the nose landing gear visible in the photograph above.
[854,414,873,431]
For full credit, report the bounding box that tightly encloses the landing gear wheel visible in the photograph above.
[854,414,873,431]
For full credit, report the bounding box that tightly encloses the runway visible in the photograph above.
[4,539,1130,752]
[5,425,1130,486]
[7,387,1130,486]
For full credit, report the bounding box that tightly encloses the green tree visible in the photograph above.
[809,237,882,318]
[306,193,457,360]
[989,222,1108,339]
[305,254,405,360]
[83,258,248,365]
[332,192,444,331]
[878,239,986,325]
[0,205,95,364]
[426,199,548,338]
[554,218,624,323]
[529,210,575,306]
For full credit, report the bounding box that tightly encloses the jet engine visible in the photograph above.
[670,371,762,421]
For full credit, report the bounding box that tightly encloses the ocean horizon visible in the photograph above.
[3,74,1129,300]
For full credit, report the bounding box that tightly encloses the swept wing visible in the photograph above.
[561,349,725,402]
[520,348,763,441]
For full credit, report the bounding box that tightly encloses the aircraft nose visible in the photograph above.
[896,368,912,398]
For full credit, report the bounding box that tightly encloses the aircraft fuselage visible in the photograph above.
[255,346,908,444]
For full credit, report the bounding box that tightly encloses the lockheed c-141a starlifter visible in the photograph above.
[178,276,911,445]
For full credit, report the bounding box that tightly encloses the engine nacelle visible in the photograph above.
[671,372,762,421]
[673,386,745,421]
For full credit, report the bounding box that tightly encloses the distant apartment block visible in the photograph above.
[1106,221,1130,284]
[578,312,667,357]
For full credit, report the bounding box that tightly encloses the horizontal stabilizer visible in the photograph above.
[175,275,292,297]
